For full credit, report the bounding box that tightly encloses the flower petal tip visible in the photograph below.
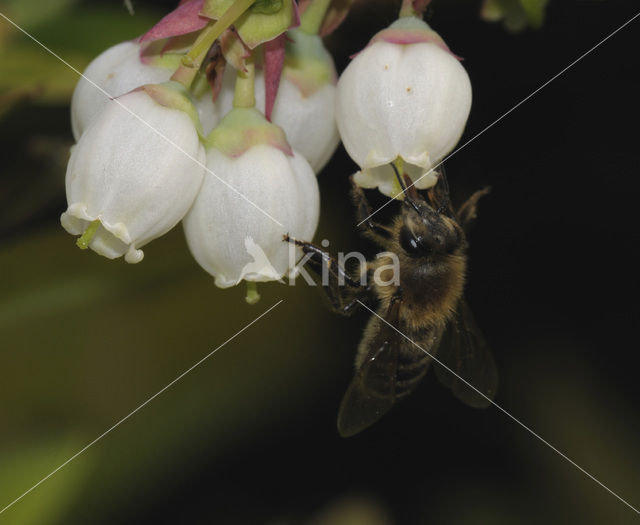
[125,247,145,264]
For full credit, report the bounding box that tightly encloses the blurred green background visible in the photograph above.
[1,0,639,523]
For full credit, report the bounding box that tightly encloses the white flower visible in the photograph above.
[71,41,220,140]
[215,29,340,173]
[183,109,319,287]
[257,74,338,173]
[61,83,206,263]
[352,162,438,197]
[71,41,173,141]
[193,92,225,136]
[335,17,472,195]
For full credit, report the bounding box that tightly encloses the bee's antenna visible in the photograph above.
[389,163,422,214]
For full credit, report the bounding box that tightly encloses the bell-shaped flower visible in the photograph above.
[183,107,319,288]
[71,41,174,140]
[61,81,206,263]
[215,28,339,173]
[335,16,472,196]
[71,40,220,140]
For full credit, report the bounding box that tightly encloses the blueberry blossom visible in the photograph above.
[71,41,174,140]
[335,14,472,196]
[71,40,221,140]
[216,27,339,173]
[61,81,206,263]
[183,63,319,290]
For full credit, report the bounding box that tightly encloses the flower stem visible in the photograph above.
[171,0,256,88]
[399,0,431,18]
[300,0,332,35]
[233,58,256,108]
[399,0,416,18]
[76,219,101,250]
[171,60,204,88]
[245,281,261,304]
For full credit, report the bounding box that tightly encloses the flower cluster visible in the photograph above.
[62,0,472,300]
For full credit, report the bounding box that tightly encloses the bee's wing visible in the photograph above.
[434,300,498,408]
[337,298,402,437]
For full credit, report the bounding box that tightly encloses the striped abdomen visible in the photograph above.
[395,327,443,398]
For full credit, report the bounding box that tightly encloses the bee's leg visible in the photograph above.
[285,235,359,286]
[284,235,372,316]
[457,187,491,233]
[350,178,393,242]
[326,283,373,317]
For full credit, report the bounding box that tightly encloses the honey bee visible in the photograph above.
[285,166,497,437]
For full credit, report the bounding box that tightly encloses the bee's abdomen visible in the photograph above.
[395,329,440,399]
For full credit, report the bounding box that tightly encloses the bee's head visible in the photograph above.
[394,167,465,258]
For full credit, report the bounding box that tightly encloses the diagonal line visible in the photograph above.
[0,11,284,228]
[358,10,640,226]
[0,300,283,516]
[357,300,640,515]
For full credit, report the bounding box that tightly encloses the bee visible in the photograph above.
[285,166,497,437]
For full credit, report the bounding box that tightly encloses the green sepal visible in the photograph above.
[282,29,336,97]
[140,51,183,71]
[220,28,252,72]
[206,107,293,158]
[370,16,450,54]
[137,81,204,138]
[252,0,283,15]
[202,0,294,49]
[140,35,200,70]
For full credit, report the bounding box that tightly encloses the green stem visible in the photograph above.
[245,281,261,304]
[399,0,417,18]
[76,219,101,250]
[171,0,256,88]
[233,58,255,108]
[300,0,332,35]
[171,58,205,88]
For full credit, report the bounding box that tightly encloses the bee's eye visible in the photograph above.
[399,228,428,257]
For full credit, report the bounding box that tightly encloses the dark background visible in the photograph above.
[1,0,639,523]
